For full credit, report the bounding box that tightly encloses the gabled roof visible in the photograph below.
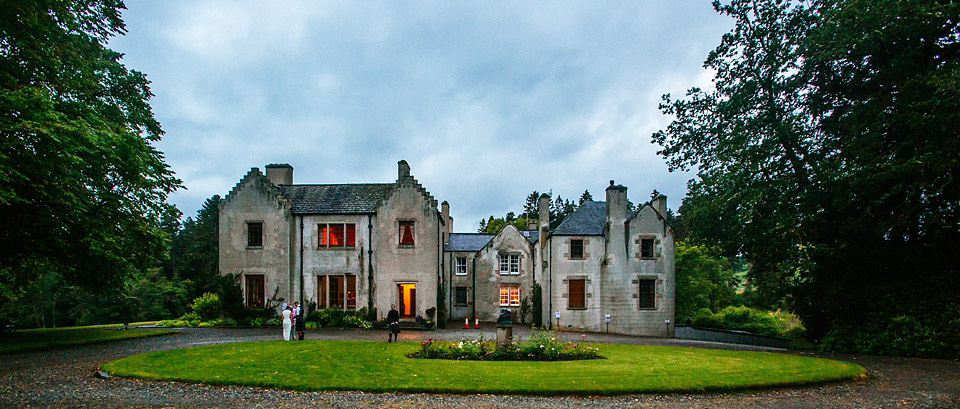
[445,233,494,252]
[553,201,607,236]
[276,184,394,214]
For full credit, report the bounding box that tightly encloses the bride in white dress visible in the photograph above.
[281,306,292,341]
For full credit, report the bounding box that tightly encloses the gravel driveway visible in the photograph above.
[1,326,957,408]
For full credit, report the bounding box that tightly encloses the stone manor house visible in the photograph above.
[219,160,675,336]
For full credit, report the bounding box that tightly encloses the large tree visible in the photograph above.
[656,0,960,357]
[0,0,180,299]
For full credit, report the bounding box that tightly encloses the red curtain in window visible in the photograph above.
[400,221,414,244]
[346,224,356,246]
[329,224,344,246]
[318,224,328,247]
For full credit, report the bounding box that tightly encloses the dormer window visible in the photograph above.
[399,221,415,246]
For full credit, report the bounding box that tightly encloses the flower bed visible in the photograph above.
[409,330,602,361]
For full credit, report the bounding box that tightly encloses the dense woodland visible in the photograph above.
[1,0,957,359]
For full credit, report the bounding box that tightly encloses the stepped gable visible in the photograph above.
[277,184,394,215]
[390,159,439,209]
[445,233,495,252]
[221,167,290,211]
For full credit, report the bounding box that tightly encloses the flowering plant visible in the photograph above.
[411,330,600,361]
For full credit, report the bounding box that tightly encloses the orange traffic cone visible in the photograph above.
[465,316,469,329]
[474,316,479,329]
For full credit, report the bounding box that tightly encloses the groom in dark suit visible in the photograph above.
[387,304,400,342]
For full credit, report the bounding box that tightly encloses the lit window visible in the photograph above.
[455,257,467,275]
[318,223,356,248]
[399,221,415,245]
[346,275,357,309]
[499,285,520,307]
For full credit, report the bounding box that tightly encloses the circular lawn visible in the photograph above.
[101,340,865,395]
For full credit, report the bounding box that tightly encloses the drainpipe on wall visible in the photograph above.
[299,216,304,308]
[471,256,477,319]
[548,235,553,330]
[367,214,374,314]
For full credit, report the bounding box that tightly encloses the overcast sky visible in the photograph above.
[109,1,731,232]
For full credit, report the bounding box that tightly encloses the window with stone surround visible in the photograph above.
[499,285,520,307]
[399,221,415,246]
[639,279,656,309]
[318,223,356,248]
[247,222,263,247]
[245,274,265,307]
[640,238,656,258]
[570,239,584,259]
[455,286,468,307]
[498,254,520,275]
[455,257,467,275]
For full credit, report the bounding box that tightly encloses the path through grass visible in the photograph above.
[102,340,865,395]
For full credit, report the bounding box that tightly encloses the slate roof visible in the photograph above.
[276,184,394,214]
[551,201,605,236]
[445,233,495,252]
[521,229,540,244]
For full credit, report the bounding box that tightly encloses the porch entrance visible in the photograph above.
[397,283,416,318]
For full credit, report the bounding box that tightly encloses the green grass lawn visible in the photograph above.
[102,341,866,395]
[0,325,179,354]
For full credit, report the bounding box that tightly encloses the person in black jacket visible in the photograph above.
[295,303,306,340]
[387,304,400,342]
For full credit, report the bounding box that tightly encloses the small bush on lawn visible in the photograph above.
[411,329,601,361]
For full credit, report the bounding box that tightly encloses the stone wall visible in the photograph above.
[219,169,294,308]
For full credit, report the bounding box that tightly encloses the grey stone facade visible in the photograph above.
[219,161,441,321]
[220,161,674,336]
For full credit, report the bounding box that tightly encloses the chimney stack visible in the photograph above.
[538,193,551,234]
[398,160,411,180]
[265,163,293,185]
[651,191,668,216]
[441,201,451,238]
[605,180,627,223]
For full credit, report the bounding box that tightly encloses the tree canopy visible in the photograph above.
[0,0,180,300]
[656,0,960,358]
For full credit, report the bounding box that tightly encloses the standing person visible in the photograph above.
[281,306,293,341]
[290,302,300,341]
[295,303,306,340]
[387,304,400,342]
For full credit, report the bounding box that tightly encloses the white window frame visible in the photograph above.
[499,255,509,274]
[455,257,467,276]
[509,254,520,274]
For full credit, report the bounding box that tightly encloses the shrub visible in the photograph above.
[412,329,601,361]
[692,306,787,337]
[189,293,221,321]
